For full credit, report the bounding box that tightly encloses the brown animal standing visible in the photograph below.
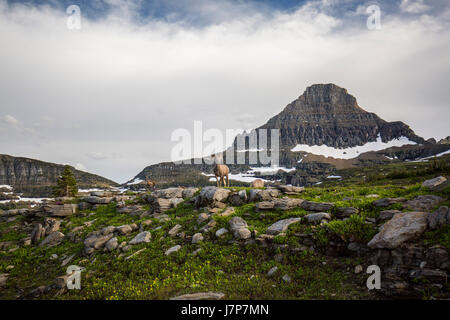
[145,176,156,189]
[211,154,230,187]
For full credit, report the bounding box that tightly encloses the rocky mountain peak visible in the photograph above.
[301,83,358,108]
[256,83,425,149]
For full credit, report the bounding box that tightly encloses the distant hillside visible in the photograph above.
[0,154,118,197]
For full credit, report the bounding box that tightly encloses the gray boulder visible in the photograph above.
[422,176,447,190]
[105,237,118,251]
[82,196,113,205]
[153,188,184,199]
[402,195,444,212]
[335,207,358,218]
[41,204,77,217]
[229,217,251,240]
[304,212,331,224]
[39,231,65,248]
[427,206,450,230]
[192,233,204,244]
[165,245,181,256]
[368,212,429,249]
[182,187,199,199]
[196,187,231,207]
[372,198,406,208]
[168,224,182,237]
[215,228,229,238]
[266,218,301,235]
[378,210,402,222]
[129,231,151,245]
[276,185,305,195]
[249,189,262,202]
[255,189,281,201]
[301,201,334,212]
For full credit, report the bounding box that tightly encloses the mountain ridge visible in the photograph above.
[0,154,118,197]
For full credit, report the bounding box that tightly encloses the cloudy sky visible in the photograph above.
[0,0,449,183]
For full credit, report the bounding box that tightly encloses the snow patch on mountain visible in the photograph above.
[291,134,416,159]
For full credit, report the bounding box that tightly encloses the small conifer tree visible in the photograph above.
[53,165,78,197]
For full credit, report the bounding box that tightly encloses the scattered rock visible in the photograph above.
[354,265,363,274]
[273,198,304,211]
[422,176,447,191]
[220,207,235,217]
[368,212,429,249]
[255,201,274,211]
[192,233,204,244]
[115,224,134,235]
[250,179,265,188]
[373,198,406,208]
[61,254,75,267]
[402,195,444,212]
[105,237,118,251]
[249,189,262,202]
[152,188,184,199]
[197,213,209,224]
[255,189,281,201]
[267,266,278,277]
[81,196,113,205]
[78,202,93,211]
[427,206,450,230]
[266,218,301,235]
[39,231,65,248]
[125,248,146,260]
[168,224,182,237]
[215,228,228,238]
[31,223,45,244]
[378,210,403,222]
[165,245,181,256]
[304,212,331,224]
[196,187,231,207]
[129,231,151,245]
[229,217,251,240]
[182,187,199,199]
[276,185,304,195]
[40,204,77,217]
[43,218,61,235]
[0,273,9,287]
[301,201,334,212]
[282,274,291,283]
[335,207,358,218]
[84,233,114,251]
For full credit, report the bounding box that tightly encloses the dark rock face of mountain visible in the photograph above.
[250,83,425,149]
[0,154,118,196]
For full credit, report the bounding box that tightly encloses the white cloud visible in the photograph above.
[2,114,20,126]
[0,0,449,183]
[400,0,430,14]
